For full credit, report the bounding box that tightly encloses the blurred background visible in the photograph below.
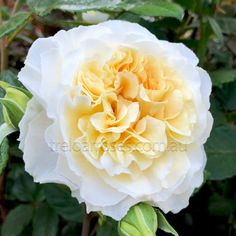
[0,0,236,235]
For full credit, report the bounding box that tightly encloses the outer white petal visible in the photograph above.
[18,38,58,97]
[18,99,64,183]
[99,20,157,42]
[99,168,162,198]
[156,188,193,214]
[173,144,206,195]
[65,149,127,207]
[82,196,141,221]
[159,40,199,66]
[18,98,42,150]
[198,67,212,109]
[19,100,83,194]
[168,59,212,145]
[151,145,206,213]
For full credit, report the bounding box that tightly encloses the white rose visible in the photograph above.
[18,20,213,220]
[82,11,109,24]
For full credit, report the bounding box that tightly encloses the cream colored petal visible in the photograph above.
[116,72,139,99]
[84,196,140,221]
[162,151,190,189]
[18,98,42,150]
[90,99,139,133]
[127,116,167,156]
[100,152,131,176]
[164,89,184,120]
[146,153,173,181]
[64,148,127,207]
[99,169,161,198]
[60,95,92,140]
[166,110,192,136]
[19,103,67,184]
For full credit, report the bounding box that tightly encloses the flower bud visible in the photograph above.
[0,81,31,128]
[82,11,109,24]
[118,203,158,236]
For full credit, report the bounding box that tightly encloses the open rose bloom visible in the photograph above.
[18,21,213,220]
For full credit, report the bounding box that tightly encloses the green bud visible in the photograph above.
[118,203,158,236]
[0,81,31,128]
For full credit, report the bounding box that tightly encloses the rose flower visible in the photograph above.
[18,20,213,220]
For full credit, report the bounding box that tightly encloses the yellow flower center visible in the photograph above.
[64,47,196,172]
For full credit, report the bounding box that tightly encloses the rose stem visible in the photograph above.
[82,212,93,236]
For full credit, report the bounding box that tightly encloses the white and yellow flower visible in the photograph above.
[18,20,213,220]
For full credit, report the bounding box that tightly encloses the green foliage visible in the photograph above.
[0,70,22,87]
[11,169,44,202]
[208,17,223,42]
[27,0,183,19]
[206,126,236,180]
[0,98,24,127]
[0,138,9,175]
[97,216,119,236]
[208,193,236,217]
[0,81,31,128]
[210,69,236,88]
[0,123,16,146]
[217,17,236,35]
[27,0,120,16]
[0,12,32,39]
[44,184,84,222]
[121,0,184,20]
[219,81,236,111]
[33,203,59,236]
[0,70,23,138]
[1,204,33,236]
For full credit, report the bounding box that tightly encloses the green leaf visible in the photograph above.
[27,0,184,20]
[0,80,31,98]
[209,98,226,127]
[175,0,197,11]
[1,204,33,236]
[11,171,44,202]
[156,210,179,236]
[6,164,44,202]
[0,80,30,128]
[219,80,236,111]
[4,87,30,111]
[44,184,84,222]
[205,126,236,180]
[0,98,24,128]
[33,203,59,236]
[124,0,184,20]
[217,17,236,35]
[0,70,23,126]
[97,217,118,236]
[0,123,16,145]
[0,138,9,175]
[61,223,81,236]
[210,69,236,88]
[208,194,236,217]
[27,0,120,16]
[0,70,22,88]
[0,12,32,39]
[208,17,223,42]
